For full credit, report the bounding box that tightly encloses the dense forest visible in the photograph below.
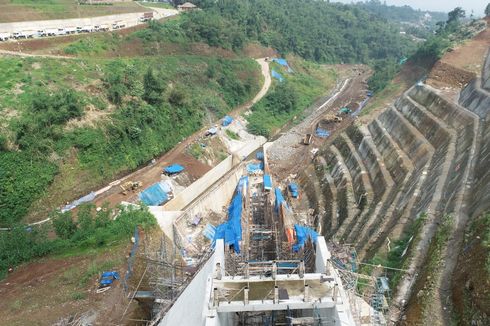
[184,0,416,64]
[355,0,447,26]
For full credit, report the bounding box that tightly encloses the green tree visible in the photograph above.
[52,211,77,240]
[143,67,166,105]
[447,7,465,24]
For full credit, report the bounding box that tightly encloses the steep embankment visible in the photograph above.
[297,19,490,325]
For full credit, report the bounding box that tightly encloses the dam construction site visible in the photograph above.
[1,3,490,326]
[127,22,490,326]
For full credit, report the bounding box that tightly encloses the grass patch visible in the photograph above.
[0,55,260,226]
[225,129,240,140]
[247,59,336,137]
[78,258,122,287]
[71,291,87,301]
[360,213,427,293]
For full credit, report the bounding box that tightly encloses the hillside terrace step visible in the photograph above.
[368,118,411,184]
[339,133,383,244]
[396,95,452,148]
[328,145,361,242]
[349,125,401,254]
[391,88,459,315]
[378,107,432,167]
[314,156,340,236]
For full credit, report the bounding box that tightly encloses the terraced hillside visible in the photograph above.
[304,47,490,324]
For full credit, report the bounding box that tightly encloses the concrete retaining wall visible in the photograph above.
[459,78,490,119]
[159,240,224,326]
[482,50,490,91]
[164,155,239,211]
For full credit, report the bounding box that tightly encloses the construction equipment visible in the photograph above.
[302,133,313,145]
[339,107,352,115]
[120,181,142,195]
[324,113,342,123]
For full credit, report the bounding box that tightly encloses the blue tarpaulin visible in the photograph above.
[139,182,169,206]
[274,187,289,212]
[213,176,247,253]
[288,183,299,198]
[316,128,330,138]
[164,164,184,174]
[61,191,96,213]
[272,69,284,82]
[222,115,233,126]
[263,174,272,190]
[203,223,216,241]
[272,58,294,73]
[292,225,318,252]
[100,271,120,287]
[256,151,264,160]
[247,162,264,173]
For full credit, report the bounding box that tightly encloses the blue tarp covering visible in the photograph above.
[203,223,216,241]
[263,174,272,190]
[222,115,233,126]
[100,271,120,287]
[139,182,169,206]
[256,151,264,160]
[293,224,318,252]
[272,58,294,73]
[61,191,96,212]
[164,164,184,174]
[247,162,264,173]
[316,128,330,138]
[272,69,284,82]
[213,176,247,253]
[288,183,299,198]
[274,187,289,212]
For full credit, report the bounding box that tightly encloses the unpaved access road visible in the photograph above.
[267,65,370,178]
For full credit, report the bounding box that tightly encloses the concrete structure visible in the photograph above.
[153,146,367,325]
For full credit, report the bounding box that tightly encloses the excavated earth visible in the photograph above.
[298,23,490,325]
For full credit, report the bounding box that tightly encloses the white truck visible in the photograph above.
[112,21,126,30]
[98,24,110,32]
[45,28,58,36]
[0,32,11,41]
[65,27,77,34]
[81,25,94,33]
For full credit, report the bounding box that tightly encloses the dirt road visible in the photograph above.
[267,65,370,178]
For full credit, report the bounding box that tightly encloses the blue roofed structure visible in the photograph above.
[213,176,247,253]
[292,224,318,252]
[164,164,185,175]
[288,183,299,198]
[222,115,233,126]
[139,182,170,206]
[263,174,272,191]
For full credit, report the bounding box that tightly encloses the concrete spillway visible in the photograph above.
[306,50,490,323]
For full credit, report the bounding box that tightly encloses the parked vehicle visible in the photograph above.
[99,24,110,32]
[0,32,10,41]
[45,28,58,36]
[81,25,94,33]
[65,27,77,34]
[139,12,154,22]
[76,26,83,33]
[112,21,126,29]
[37,30,46,37]
[57,28,66,35]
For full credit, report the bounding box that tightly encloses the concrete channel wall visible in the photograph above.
[159,240,224,326]
[164,155,240,212]
[482,49,490,90]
